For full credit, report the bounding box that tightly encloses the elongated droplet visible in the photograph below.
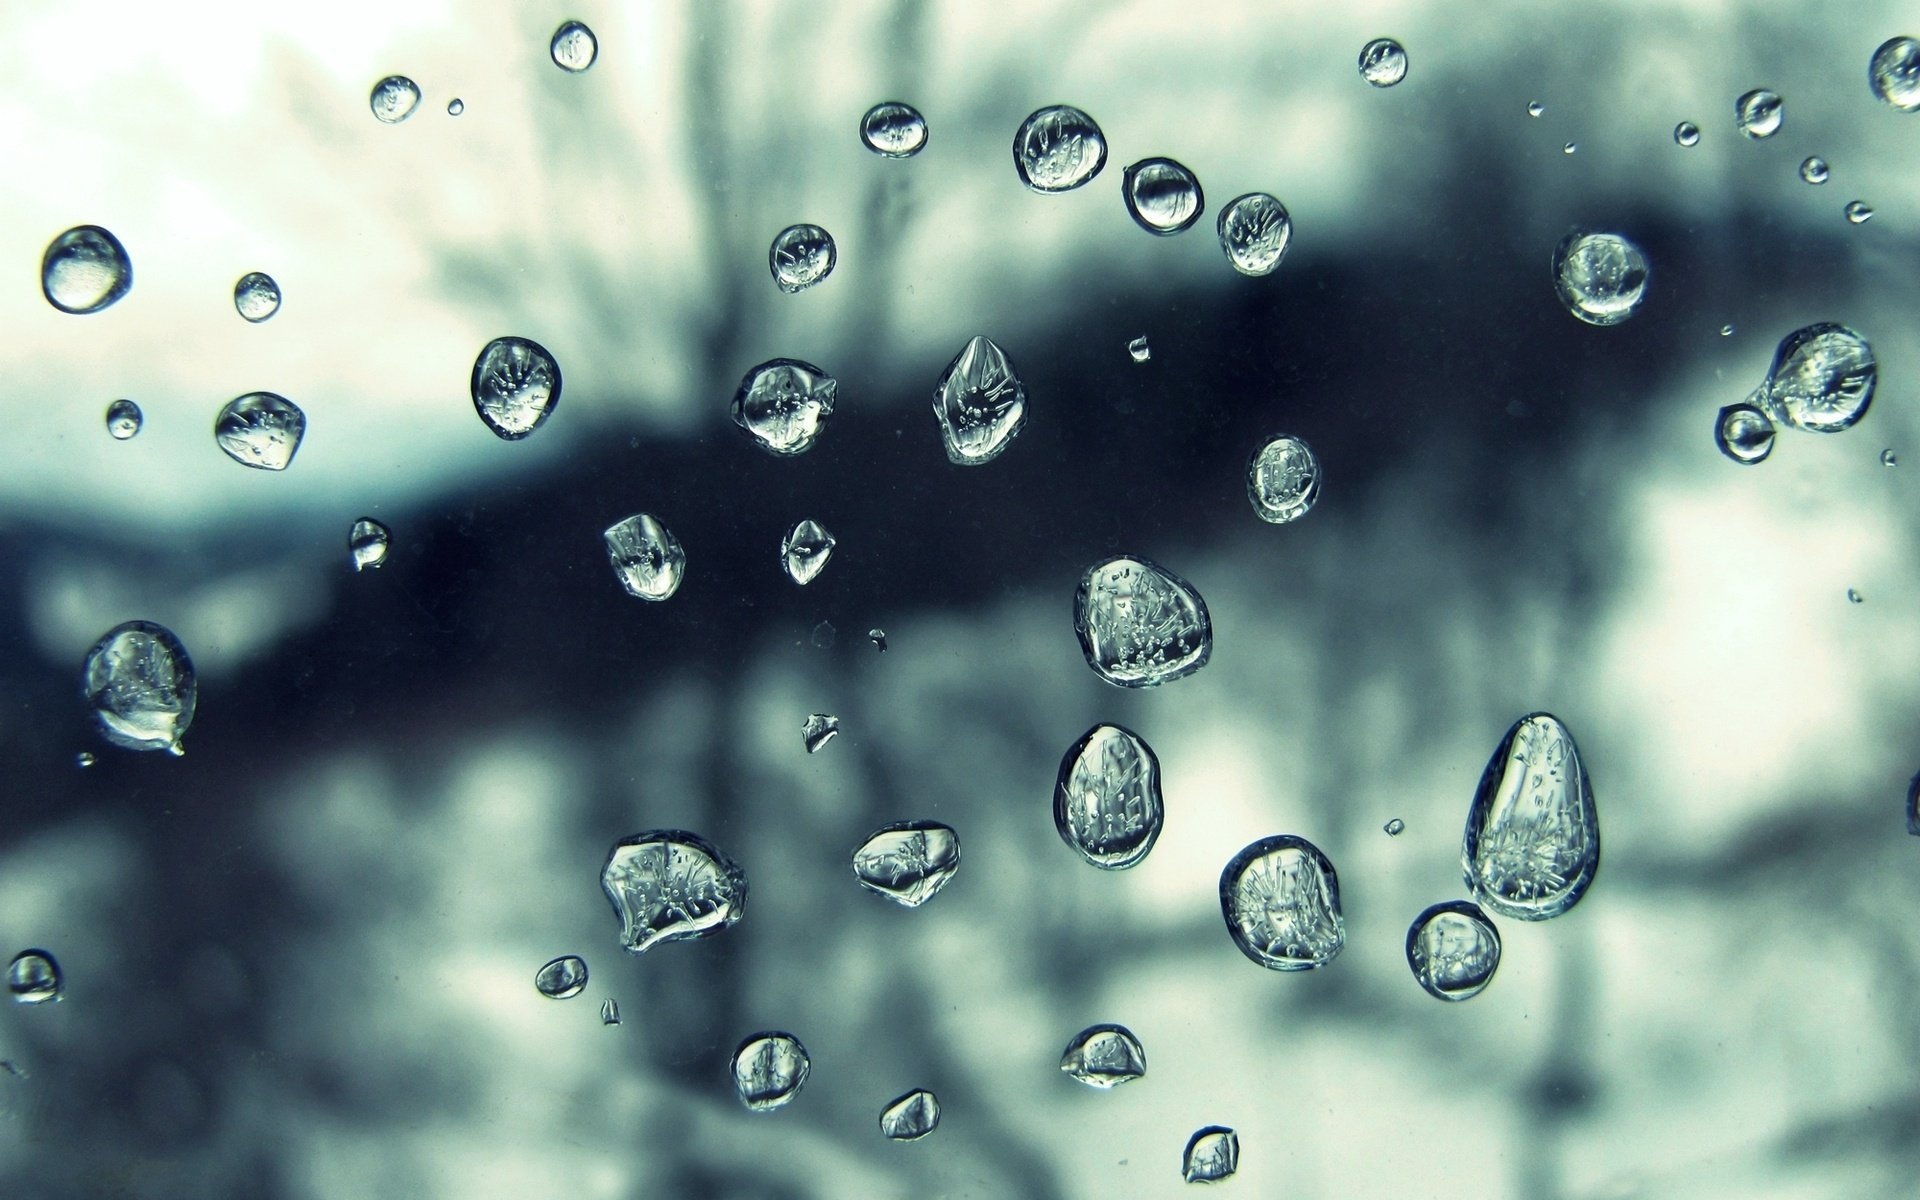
[861,101,928,157]
[1054,724,1163,869]
[533,955,588,999]
[550,21,597,72]
[879,1089,940,1141]
[1073,555,1212,688]
[852,821,959,907]
[1760,323,1875,433]
[732,1032,811,1112]
[601,830,748,954]
[1907,770,1920,836]
[1463,712,1599,921]
[1552,231,1648,326]
[1715,400,1775,465]
[1406,900,1502,1001]
[1736,88,1783,138]
[1870,36,1920,109]
[1220,834,1345,970]
[1013,105,1107,192]
[1384,818,1405,836]
[1799,156,1830,185]
[349,518,391,571]
[769,224,836,294]
[83,620,196,755]
[1128,336,1151,363]
[803,713,839,753]
[1217,192,1292,277]
[604,513,685,601]
[8,951,61,1005]
[105,399,142,440]
[732,358,837,455]
[1182,1127,1238,1184]
[600,997,620,1025]
[1674,121,1700,146]
[1845,200,1874,225]
[369,75,420,124]
[42,225,132,314]
[233,272,281,322]
[933,335,1026,464]
[781,519,835,584]
[471,336,561,440]
[1059,1024,1146,1089]
[1358,37,1408,87]
[1123,158,1204,235]
[216,392,305,470]
[1247,433,1321,523]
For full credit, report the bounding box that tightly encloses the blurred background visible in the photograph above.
[3,1,1919,1196]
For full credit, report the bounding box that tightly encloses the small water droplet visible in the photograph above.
[868,628,888,652]
[1527,101,1546,118]
[852,821,960,907]
[233,272,281,322]
[599,997,620,1025]
[604,514,685,602]
[803,713,840,754]
[1736,88,1783,138]
[1759,323,1875,432]
[8,951,61,1005]
[42,225,132,314]
[1871,36,1920,109]
[1384,818,1405,836]
[1799,156,1830,185]
[1845,200,1875,224]
[1247,433,1321,523]
[880,1089,940,1141]
[1720,324,1735,337]
[1463,713,1599,921]
[601,830,748,954]
[1128,336,1151,363]
[1406,900,1502,1000]
[1216,192,1292,277]
[533,955,588,999]
[215,392,305,471]
[1674,121,1700,146]
[349,518,391,572]
[810,620,836,649]
[1013,105,1108,192]
[861,101,928,157]
[1357,38,1408,87]
[369,75,420,124]
[769,224,836,294]
[550,21,598,72]
[85,621,195,756]
[732,358,837,455]
[1715,400,1776,465]
[1552,231,1649,326]
[1182,1127,1238,1183]
[1848,588,1864,605]
[1220,834,1345,970]
[1060,1024,1146,1089]
[75,752,95,769]
[1055,724,1164,869]
[471,336,561,440]
[1122,157,1204,236]
[446,98,464,116]
[733,1033,811,1112]
[1074,555,1212,688]
[933,335,1026,464]
[1881,448,1898,467]
[105,399,142,440]
[1562,141,1577,155]
[781,519,836,585]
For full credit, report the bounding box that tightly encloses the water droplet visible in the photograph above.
[601,830,748,954]
[933,335,1026,465]
[1246,433,1321,524]
[1060,1024,1146,1088]
[1054,724,1164,869]
[8,951,61,1005]
[781,519,836,585]
[1358,37,1408,87]
[1908,770,1920,836]
[1870,36,1920,109]
[105,399,142,441]
[604,513,685,602]
[1406,900,1502,1001]
[769,224,836,294]
[1527,101,1546,118]
[852,821,960,907]
[1128,336,1152,363]
[803,713,839,753]
[349,518,391,571]
[471,336,561,440]
[1799,156,1830,185]
[1845,200,1875,225]
[1562,141,1577,155]
[550,21,598,72]
[1216,192,1293,277]
[868,628,888,652]
[811,620,836,649]
[732,358,837,455]
[1882,448,1898,467]
[1848,588,1865,605]
[1715,401,1776,465]
[533,955,588,999]
[1759,323,1875,433]
[446,98,464,116]
[732,1033,811,1111]
[75,752,95,769]
[1674,121,1700,146]
[599,997,620,1025]
[1736,88,1783,138]
[1073,555,1212,688]
[1013,105,1108,192]
[1220,834,1345,970]
[84,620,195,756]
[41,225,132,314]
[1384,818,1405,836]
[1721,324,1735,337]
[861,101,928,157]
[1551,231,1649,326]
[369,75,420,124]
[1122,157,1204,236]
[1182,1127,1239,1183]
[1463,713,1599,921]
[880,1088,940,1140]
[215,392,305,471]
[233,272,281,322]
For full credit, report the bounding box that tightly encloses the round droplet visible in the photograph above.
[769,224,836,294]
[860,101,928,157]
[1216,192,1292,277]
[781,519,836,585]
[8,951,61,1005]
[1384,818,1405,836]
[369,75,421,124]
[1406,900,1502,1001]
[803,713,839,754]
[1799,156,1830,185]
[1848,588,1865,605]
[1463,712,1599,921]
[1881,448,1898,467]
[215,392,306,471]
[1526,101,1546,118]
[1357,38,1407,87]
[1760,323,1875,433]
[1246,433,1321,524]
[533,955,588,999]
[1054,724,1164,870]
[349,518,391,571]
[446,98,465,116]
[1736,88,1783,138]
[933,335,1026,464]
[1870,36,1920,109]
[1128,336,1152,363]
[83,620,195,755]
[852,821,960,907]
[880,1089,940,1141]
[733,358,838,456]
[1059,1024,1146,1089]
[1121,157,1203,236]
[42,225,132,314]
[1551,231,1649,326]
[233,272,281,322]
[105,399,142,441]
[1220,835,1345,970]
[604,513,685,601]
[733,1033,811,1112]
[551,21,598,73]
[1845,200,1874,225]
[1674,121,1700,146]
[1074,556,1212,688]
[471,336,561,440]
[601,830,747,954]
[1012,105,1108,193]
[810,620,836,649]
[1182,1127,1239,1184]
[1715,401,1775,465]
[1562,141,1577,155]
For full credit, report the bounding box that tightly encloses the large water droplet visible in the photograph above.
[471,336,561,440]
[1358,38,1408,87]
[1674,121,1700,146]
[1246,433,1321,523]
[215,392,305,471]
[803,713,839,754]
[852,821,959,908]
[1059,1024,1146,1089]
[732,358,837,456]
[1219,834,1345,970]
[1122,158,1204,236]
[8,951,61,1005]
[233,272,281,322]
[769,224,836,294]
[880,1089,940,1141]
[1054,723,1164,869]
[1759,323,1875,433]
[1715,401,1775,465]
[1552,231,1649,326]
[1406,900,1502,1001]
[1013,105,1108,192]
[1216,192,1293,277]
[42,226,132,314]
[349,518,391,571]
[105,399,142,441]
[932,335,1026,464]
[550,21,598,72]
[781,519,836,584]
[861,101,928,157]
[1128,336,1152,363]
[1182,1127,1239,1183]
[601,830,747,954]
[83,621,195,755]
[1799,156,1830,185]
[732,1032,811,1111]
[1870,36,1920,109]
[599,997,620,1025]
[1845,200,1875,225]
[1736,88,1783,138]
[1073,555,1212,688]
[1463,712,1599,921]
[369,76,421,124]
[533,955,588,999]
[604,513,685,602]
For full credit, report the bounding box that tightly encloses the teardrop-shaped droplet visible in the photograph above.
[599,997,620,1025]
[471,336,561,440]
[233,272,281,322]
[1054,724,1164,869]
[1122,157,1204,236]
[603,513,685,602]
[42,225,132,314]
[781,519,836,584]
[1013,105,1108,193]
[1216,192,1292,277]
[803,713,839,753]
[1759,323,1875,433]
[1357,37,1408,87]
[550,21,598,72]
[732,1032,811,1112]
[105,399,142,441]
[1870,36,1920,110]
[533,955,588,999]
[1405,900,1502,1001]
[731,358,837,455]
[769,224,836,294]
[1715,400,1775,465]
[1736,88,1783,138]
[349,518,391,571]
[1073,555,1212,688]
[83,620,196,755]
[861,101,928,157]
[932,335,1026,464]
[215,392,305,470]
[369,75,421,124]
[600,830,748,954]
[1219,834,1345,970]
[1674,121,1700,146]
[1552,231,1649,326]
[1059,1023,1146,1089]
[1182,1126,1239,1183]
[1799,156,1830,185]
[852,821,960,908]
[1246,433,1321,523]
[1462,712,1600,921]
[1845,200,1875,225]
[8,951,61,1005]
[879,1089,940,1140]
